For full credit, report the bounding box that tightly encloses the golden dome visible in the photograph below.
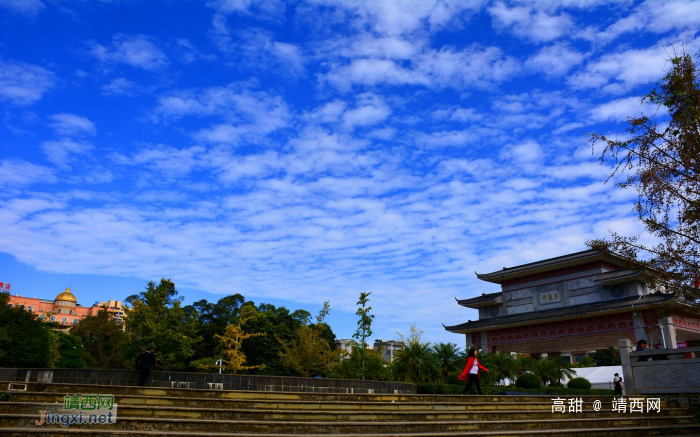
[55,287,78,303]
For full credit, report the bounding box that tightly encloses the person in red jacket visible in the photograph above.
[459,347,489,395]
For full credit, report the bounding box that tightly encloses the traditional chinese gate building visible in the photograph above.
[444,249,700,360]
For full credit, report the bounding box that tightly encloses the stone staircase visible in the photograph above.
[1,383,699,436]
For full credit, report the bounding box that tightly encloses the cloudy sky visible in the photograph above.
[1,0,698,345]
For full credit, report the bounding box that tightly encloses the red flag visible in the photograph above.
[4,284,8,291]
[695,273,700,289]
[0,283,3,289]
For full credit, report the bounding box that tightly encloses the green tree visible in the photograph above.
[529,356,576,386]
[431,342,461,383]
[588,49,700,300]
[278,301,337,377]
[0,293,51,367]
[392,324,435,384]
[592,348,621,366]
[238,303,309,375]
[483,352,516,386]
[353,292,375,380]
[187,294,245,364]
[514,354,533,376]
[550,355,577,385]
[55,332,89,368]
[124,279,200,370]
[70,307,127,368]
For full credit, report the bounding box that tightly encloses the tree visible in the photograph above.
[431,342,461,383]
[0,293,51,367]
[215,307,265,374]
[588,49,700,301]
[483,352,516,386]
[124,279,200,370]
[592,348,621,366]
[529,356,576,386]
[70,307,127,368]
[353,292,375,380]
[392,324,435,384]
[55,332,89,368]
[187,294,245,364]
[238,302,309,375]
[278,301,337,377]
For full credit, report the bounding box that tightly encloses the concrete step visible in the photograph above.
[3,426,700,437]
[7,383,632,404]
[0,402,689,422]
[0,413,695,434]
[5,391,670,412]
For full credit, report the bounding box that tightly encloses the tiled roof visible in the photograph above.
[594,268,646,283]
[456,292,502,307]
[475,249,607,282]
[444,293,675,333]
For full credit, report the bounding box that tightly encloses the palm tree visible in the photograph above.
[530,356,576,386]
[430,342,461,383]
[392,341,436,384]
[514,354,533,377]
[484,352,516,386]
[550,355,577,384]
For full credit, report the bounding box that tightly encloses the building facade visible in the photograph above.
[6,287,125,328]
[444,249,700,361]
[373,340,404,363]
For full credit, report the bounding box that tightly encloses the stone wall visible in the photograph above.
[0,367,416,394]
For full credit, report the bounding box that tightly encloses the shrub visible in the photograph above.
[549,381,563,388]
[516,373,541,389]
[417,383,439,394]
[567,377,592,390]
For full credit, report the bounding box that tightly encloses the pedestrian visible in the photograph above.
[636,339,651,362]
[459,347,489,395]
[135,347,156,387]
[613,373,623,395]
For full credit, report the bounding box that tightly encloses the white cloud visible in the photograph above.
[526,43,585,77]
[569,45,667,93]
[0,60,54,105]
[113,145,206,180]
[324,45,517,91]
[595,0,700,42]
[0,159,56,188]
[589,96,645,122]
[342,95,391,129]
[304,0,481,36]
[500,140,544,173]
[489,3,575,42]
[49,114,96,136]
[102,77,138,96]
[154,83,291,145]
[41,139,93,166]
[89,34,169,70]
[0,0,44,18]
[208,0,287,22]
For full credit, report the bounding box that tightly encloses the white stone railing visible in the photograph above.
[619,339,700,395]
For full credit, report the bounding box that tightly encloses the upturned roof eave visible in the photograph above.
[474,249,627,284]
[444,294,675,334]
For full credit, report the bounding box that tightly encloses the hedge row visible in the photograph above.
[417,383,614,396]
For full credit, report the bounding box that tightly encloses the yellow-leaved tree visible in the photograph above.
[215,307,265,374]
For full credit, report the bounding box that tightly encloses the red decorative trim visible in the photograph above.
[673,316,700,331]
[501,261,621,287]
[486,312,635,345]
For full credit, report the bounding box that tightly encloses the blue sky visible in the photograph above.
[1,0,698,346]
